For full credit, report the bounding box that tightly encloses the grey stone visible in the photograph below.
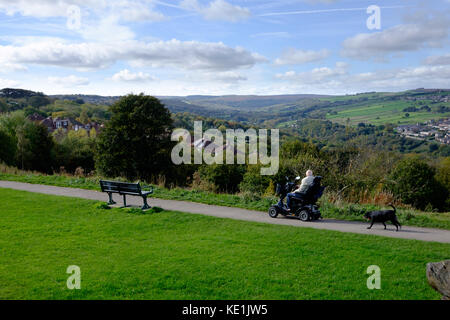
[426,260,450,300]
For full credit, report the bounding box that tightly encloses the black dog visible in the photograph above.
[364,204,401,231]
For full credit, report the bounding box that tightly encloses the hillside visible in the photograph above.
[3,88,448,126]
[323,89,450,126]
[0,88,45,99]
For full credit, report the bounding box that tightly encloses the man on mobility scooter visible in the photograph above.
[268,170,325,221]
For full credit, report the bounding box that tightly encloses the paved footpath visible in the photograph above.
[1,180,449,244]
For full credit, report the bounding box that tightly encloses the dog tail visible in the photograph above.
[389,203,396,213]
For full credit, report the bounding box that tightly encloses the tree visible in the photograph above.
[79,108,90,124]
[0,129,15,165]
[95,94,174,181]
[386,158,448,211]
[29,95,51,108]
[53,130,96,174]
[0,99,8,113]
[23,106,47,117]
[436,157,450,210]
[197,164,246,193]
[15,121,54,173]
[239,165,272,195]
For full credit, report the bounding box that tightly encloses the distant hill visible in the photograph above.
[2,88,449,127]
[49,94,120,105]
[49,93,329,109]
[0,88,45,99]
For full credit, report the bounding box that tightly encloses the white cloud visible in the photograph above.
[202,0,251,22]
[0,0,84,17]
[0,39,266,71]
[189,71,247,83]
[276,62,348,83]
[79,16,136,43]
[48,75,89,86]
[0,0,165,22]
[116,2,165,22]
[275,49,330,65]
[341,13,449,60]
[275,62,450,93]
[0,78,20,88]
[424,54,450,66]
[0,62,27,73]
[181,0,251,22]
[111,69,157,82]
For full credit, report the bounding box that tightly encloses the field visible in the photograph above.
[323,93,450,126]
[0,188,449,299]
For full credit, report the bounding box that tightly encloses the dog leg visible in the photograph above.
[367,221,374,229]
[395,218,401,229]
[391,219,400,231]
[382,222,386,229]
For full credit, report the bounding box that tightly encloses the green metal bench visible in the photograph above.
[99,180,153,210]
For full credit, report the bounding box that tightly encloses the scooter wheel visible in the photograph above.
[268,206,279,218]
[299,210,310,221]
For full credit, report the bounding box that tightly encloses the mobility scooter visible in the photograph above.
[268,176,325,221]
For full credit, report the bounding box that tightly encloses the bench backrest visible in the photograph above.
[100,180,142,195]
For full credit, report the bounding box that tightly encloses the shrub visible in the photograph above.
[386,157,448,211]
[239,165,271,195]
[197,164,245,193]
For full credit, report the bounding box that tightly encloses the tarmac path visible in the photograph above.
[1,180,449,243]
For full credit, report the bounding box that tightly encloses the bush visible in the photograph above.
[436,157,450,210]
[197,164,245,193]
[239,165,271,195]
[386,158,448,211]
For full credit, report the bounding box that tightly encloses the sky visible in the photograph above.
[0,0,449,96]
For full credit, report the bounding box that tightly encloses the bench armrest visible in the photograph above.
[141,185,154,194]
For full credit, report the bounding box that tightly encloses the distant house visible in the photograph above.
[27,113,45,122]
[40,116,56,131]
[27,113,103,135]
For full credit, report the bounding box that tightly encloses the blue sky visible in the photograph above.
[0,0,449,96]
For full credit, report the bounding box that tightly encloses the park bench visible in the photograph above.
[99,180,153,210]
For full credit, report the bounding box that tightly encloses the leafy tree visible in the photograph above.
[0,99,8,113]
[53,130,96,174]
[95,94,174,181]
[29,95,51,108]
[0,129,15,165]
[79,108,90,124]
[239,165,271,195]
[15,121,54,173]
[436,157,450,210]
[23,106,47,117]
[386,158,448,211]
[197,164,246,193]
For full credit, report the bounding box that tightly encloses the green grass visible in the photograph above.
[318,201,450,230]
[0,188,448,300]
[1,171,449,230]
[0,171,276,211]
[324,96,450,126]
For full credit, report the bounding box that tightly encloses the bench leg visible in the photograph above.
[142,195,150,210]
[122,194,127,207]
[107,192,116,205]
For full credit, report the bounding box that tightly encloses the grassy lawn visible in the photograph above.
[1,170,449,230]
[0,188,449,300]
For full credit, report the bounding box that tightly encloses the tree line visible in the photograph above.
[0,94,449,211]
